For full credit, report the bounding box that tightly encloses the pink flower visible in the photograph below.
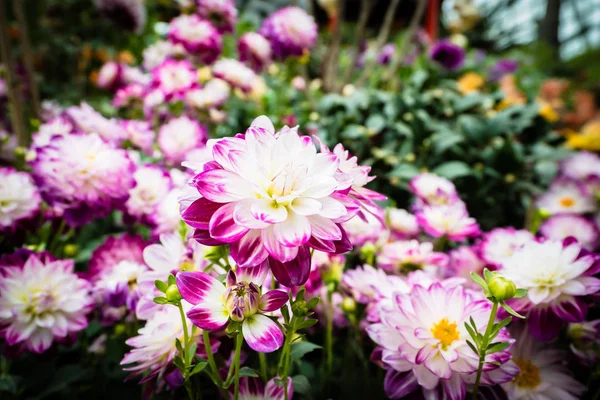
[31,116,73,148]
[96,61,123,90]
[367,282,516,399]
[113,83,146,108]
[259,6,317,59]
[232,376,292,400]
[126,165,173,223]
[377,240,448,273]
[158,116,207,165]
[238,32,273,72]
[196,0,237,34]
[121,120,155,153]
[560,151,600,181]
[181,116,356,286]
[540,214,599,250]
[0,252,93,353]
[479,227,535,268]
[447,246,485,284]
[65,103,127,144]
[212,58,257,93]
[416,203,480,241]
[185,78,230,109]
[500,239,600,340]
[387,208,420,239]
[409,173,459,206]
[341,264,409,304]
[151,59,197,99]
[536,179,595,215]
[177,265,288,352]
[167,15,222,64]
[0,167,41,230]
[342,212,388,247]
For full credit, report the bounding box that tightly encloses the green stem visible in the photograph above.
[325,290,334,376]
[178,302,190,350]
[233,333,243,400]
[259,352,268,382]
[278,318,296,400]
[203,330,222,385]
[177,302,195,400]
[472,301,499,400]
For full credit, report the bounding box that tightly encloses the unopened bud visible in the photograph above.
[341,297,356,313]
[64,244,78,257]
[166,285,182,302]
[488,274,517,301]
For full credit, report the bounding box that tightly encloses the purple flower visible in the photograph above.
[429,40,465,70]
[376,43,395,65]
[158,116,207,165]
[489,59,519,82]
[212,58,257,93]
[196,0,237,34]
[167,14,222,64]
[259,7,317,60]
[415,202,480,242]
[232,376,293,400]
[238,32,273,72]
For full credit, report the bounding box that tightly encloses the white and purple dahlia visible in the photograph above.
[112,83,146,108]
[409,173,459,207]
[143,40,186,71]
[212,58,257,93]
[196,0,238,34]
[479,227,535,268]
[377,240,448,273]
[31,116,74,148]
[238,32,273,72]
[540,214,599,250]
[158,116,207,165]
[559,151,600,181]
[185,78,230,109]
[536,178,596,215]
[151,59,198,99]
[125,165,173,223]
[167,14,222,64]
[121,120,155,153]
[96,61,124,90]
[259,6,317,60]
[65,102,127,144]
[387,208,420,239]
[0,167,41,230]
[416,202,480,241]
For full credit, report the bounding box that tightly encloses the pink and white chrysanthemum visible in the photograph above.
[367,283,517,399]
[143,40,186,71]
[416,203,480,241]
[387,208,420,239]
[96,61,123,90]
[342,211,388,247]
[540,213,599,250]
[65,103,127,144]
[151,59,197,99]
[196,0,238,34]
[233,376,293,400]
[181,116,356,287]
[122,65,150,86]
[167,14,222,64]
[113,83,146,108]
[238,32,273,72]
[31,116,73,148]
[0,253,93,353]
[341,264,409,305]
[536,179,596,215]
[502,325,585,399]
[409,173,459,206]
[185,78,230,109]
[88,234,147,279]
[126,165,173,222]
[500,239,600,341]
[259,6,317,59]
[377,240,448,273]
[177,265,288,352]
[0,168,41,230]
[121,120,155,153]
[479,227,535,268]
[559,151,600,181]
[30,133,135,226]
[158,116,207,165]
[212,58,257,93]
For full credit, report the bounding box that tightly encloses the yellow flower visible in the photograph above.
[457,72,484,94]
[566,121,600,151]
[538,101,559,122]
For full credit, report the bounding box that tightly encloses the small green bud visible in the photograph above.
[341,297,356,313]
[166,285,182,302]
[63,244,78,257]
[488,274,517,301]
[291,300,308,317]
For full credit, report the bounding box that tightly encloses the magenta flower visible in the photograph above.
[65,102,127,144]
[212,58,257,93]
[158,116,207,165]
[196,0,237,34]
[151,59,197,100]
[177,265,288,352]
[232,376,293,400]
[96,61,124,90]
[238,32,273,72]
[259,6,317,60]
[429,40,465,70]
[409,173,459,207]
[167,14,222,64]
[121,120,155,153]
[559,151,600,181]
[113,83,146,108]
[377,240,448,273]
[181,116,356,286]
[416,203,480,241]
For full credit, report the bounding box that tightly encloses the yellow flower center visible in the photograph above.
[559,196,575,208]
[431,318,459,349]
[513,359,541,389]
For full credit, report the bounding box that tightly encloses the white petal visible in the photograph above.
[290,197,322,216]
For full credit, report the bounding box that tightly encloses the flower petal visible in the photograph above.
[236,263,269,286]
[230,230,269,267]
[308,215,342,241]
[242,314,284,353]
[194,169,253,203]
[264,377,292,400]
[384,370,419,399]
[290,197,323,216]
[273,212,311,247]
[181,197,223,230]
[259,290,289,312]
[234,199,271,229]
[251,198,288,224]
[187,302,229,331]
[424,352,452,379]
[250,115,275,134]
[176,271,225,305]
[268,246,311,287]
[317,197,347,219]
[262,227,299,262]
[301,176,339,198]
[209,202,250,243]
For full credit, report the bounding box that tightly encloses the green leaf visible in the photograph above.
[469,272,487,290]
[168,274,176,286]
[366,114,386,134]
[296,318,318,330]
[495,317,513,330]
[238,367,260,378]
[499,301,526,319]
[388,164,420,180]
[483,268,494,282]
[175,339,183,355]
[291,375,311,394]
[432,161,472,180]
[187,343,197,365]
[464,322,477,344]
[306,297,320,309]
[189,361,207,377]
[487,341,510,353]
[173,356,185,372]
[153,296,168,305]
[155,280,168,293]
[486,360,502,367]
[291,341,322,362]
[514,288,528,298]
[466,340,479,356]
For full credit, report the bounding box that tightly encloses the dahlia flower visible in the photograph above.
[233,376,293,400]
[560,151,600,181]
[96,61,123,90]
[447,246,485,284]
[0,253,93,353]
[167,14,222,64]
[126,165,173,222]
[500,239,600,340]
[377,240,448,273]
[151,59,197,99]
[31,116,73,148]
[181,116,356,286]
[479,227,535,268]
[568,319,600,364]
[536,179,595,215]
[211,58,257,93]
[0,167,41,230]
[429,40,465,70]
[121,120,155,153]
[121,65,150,86]
[259,6,317,59]
[540,214,599,250]
[30,133,135,226]
[158,116,207,165]
[196,0,237,34]
[143,40,185,71]
[177,265,288,352]
[409,173,458,206]
[387,208,420,239]
[502,325,585,399]
[416,203,480,241]
[367,283,516,399]
[342,212,387,247]
[185,78,230,109]
[113,83,145,108]
[152,188,187,237]
[341,264,409,304]
[65,103,127,144]
[89,234,147,278]
[238,32,273,72]
[94,0,147,33]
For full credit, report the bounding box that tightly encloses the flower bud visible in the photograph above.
[64,244,78,257]
[488,274,517,301]
[225,282,259,321]
[341,297,356,313]
[166,285,182,302]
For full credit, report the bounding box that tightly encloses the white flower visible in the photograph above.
[0,168,41,229]
[480,228,535,267]
[537,179,595,215]
[126,165,172,219]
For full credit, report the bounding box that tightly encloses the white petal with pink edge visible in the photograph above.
[242,314,284,353]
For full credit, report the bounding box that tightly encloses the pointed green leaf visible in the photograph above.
[514,288,528,298]
[175,339,183,355]
[189,361,207,377]
[153,296,168,305]
[238,367,260,378]
[155,280,168,293]
[168,274,176,286]
[291,341,322,362]
[487,341,510,353]
[466,340,479,356]
[469,272,487,290]
[187,343,197,365]
[483,268,494,282]
[500,302,526,319]
[464,322,477,344]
